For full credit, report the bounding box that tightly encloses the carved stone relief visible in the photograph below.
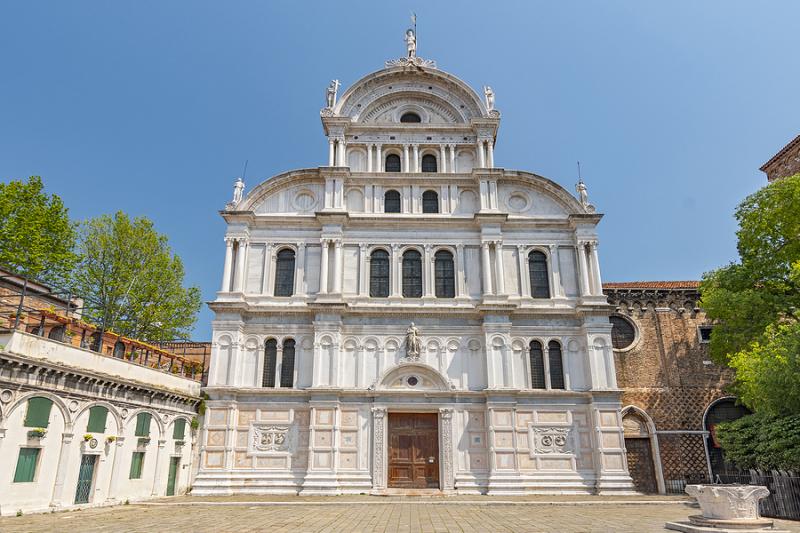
[530,427,573,456]
[249,424,290,454]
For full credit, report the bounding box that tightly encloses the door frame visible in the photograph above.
[166,455,181,496]
[372,406,454,492]
[621,406,665,494]
[74,452,100,504]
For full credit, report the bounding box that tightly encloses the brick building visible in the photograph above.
[760,133,800,182]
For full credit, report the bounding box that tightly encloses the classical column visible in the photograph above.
[481,242,493,295]
[263,243,275,295]
[543,344,552,390]
[494,241,506,295]
[549,245,563,298]
[376,144,383,171]
[403,144,410,172]
[336,138,346,166]
[275,344,284,387]
[391,244,401,297]
[371,407,387,491]
[220,238,234,292]
[517,245,530,298]
[412,144,420,172]
[106,436,127,501]
[439,408,455,491]
[366,144,373,172]
[49,431,75,507]
[233,239,247,292]
[449,144,456,173]
[319,239,329,294]
[295,242,307,296]
[150,439,167,496]
[455,244,467,297]
[477,140,486,168]
[487,140,495,168]
[576,242,591,297]
[424,244,434,297]
[358,243,369,297]
[328,138,335,166]
[589,241,603,296]
[332,240,343,294]
[439,144,447,173]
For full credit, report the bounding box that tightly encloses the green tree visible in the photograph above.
[700,173,800,415]
[0,176,76,280]
[73,212,201,342]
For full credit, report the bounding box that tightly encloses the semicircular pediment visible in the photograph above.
[374,361,454,392]
[359,93,464,125]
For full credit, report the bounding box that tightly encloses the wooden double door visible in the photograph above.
[388,413,440,488]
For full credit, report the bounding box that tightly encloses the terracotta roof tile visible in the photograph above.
[602,281,700,290]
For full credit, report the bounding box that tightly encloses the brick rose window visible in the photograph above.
[610,315,636,350]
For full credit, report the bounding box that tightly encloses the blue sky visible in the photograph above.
[1,1,798,340]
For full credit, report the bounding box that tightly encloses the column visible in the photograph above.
[439,144,447,173]
[376,144,383,171]
[403,144,410,172]
[456,244,466,297]
[391,244,401,297]
[233,239,247,292]
[275,344,284,387]
[424,244,434,297]
[576,242,591,297]
[439,408,455,491]
[481,242,493,295]
[106,436,127,500]
[487,140,495,168]
[449,144,456,173]
[589,241,603,296]
[328,138,335,166]
[263,243,275,295]
[366,144,373,172]
[549,245,564,298]
[543,344,552,390]
[517,245,530,298]
[336,138,346,166]
[371,407,387,490]
[412,144,420,173]
[358,243,369,297]
[319,239,329,294]
[49,431,75,506]
[295,242,307,296]
[150,439,167,496]
[477,140,486,168]
[220,238,234,292]
[494,241,506,295]
[332,240,343,294]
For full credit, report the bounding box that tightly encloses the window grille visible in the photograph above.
[402,250,423,298]
[528,251,550,298]
[422,190,439,213]
[529,341,546,389]
[385,154,401,172]
[421,154,437,172]
[434,250,455,298]
[370,250,390,297]
[280,339,296,388]
[384,190,401,213]
[274,249,295,297]
[263,339,277,387]
[548,341,565,389]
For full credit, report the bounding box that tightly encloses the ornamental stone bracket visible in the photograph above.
[529,426,573,456]
[248,423,290,455]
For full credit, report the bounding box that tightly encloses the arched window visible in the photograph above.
[48,325,65,342]
[434,250,455,298]
[280,339,295,388]
[421,154,437,173]
[422,190,439,213]
[705,399,750,476]
[113,341,126,359]
[89,332,102,352]
[402,250,423,298]
[548,340,565,389]
[385,154,401,172]
[370,249,390,297]
[529,341,545,389]
[274,248,295,297]
[528,251,550,298]
[87,405,109,433]
[262,339,277,387]
[384,190,401,213]
[400,112,421,123]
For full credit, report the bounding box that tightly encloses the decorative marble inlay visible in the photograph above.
[250,424,289,453]
[530,427,573,455]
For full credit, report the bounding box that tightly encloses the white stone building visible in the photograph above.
[197,39,634,495]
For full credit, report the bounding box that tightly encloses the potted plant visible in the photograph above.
[106,435,117,444]
[27,427,47,439]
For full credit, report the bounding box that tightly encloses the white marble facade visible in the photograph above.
[195,44,634,495]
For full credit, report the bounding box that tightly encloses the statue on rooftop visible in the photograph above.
[484,86,495,111]
[325,79,340,109]
[405,29,417,59]
[576,179,589,208]
[231,177,245,206]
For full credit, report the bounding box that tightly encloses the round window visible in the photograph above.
[610,315,637,350]
[407,376,419,387]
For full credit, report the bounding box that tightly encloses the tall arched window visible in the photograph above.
[274,248,296,297]
[529,341,545,389]
[421,154,437,173]
[370,249,390,297]
[280,339,295,388]
[384,190,401,213]
[48,325,65,342]
[385,154,401,172]
[422,190,439,213]
[400,112,421,123]
[402,250,423,298]
[113,341,126,359]
[528,251,550,298]
[548,340,565,389]
[434,250,455,298]
[262,339,277,387]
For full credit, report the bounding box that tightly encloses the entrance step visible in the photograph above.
[379,488,445,497]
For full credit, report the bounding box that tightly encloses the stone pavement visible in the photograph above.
[1,496,799,533]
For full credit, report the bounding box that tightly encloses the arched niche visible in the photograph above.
[373,362,453,392]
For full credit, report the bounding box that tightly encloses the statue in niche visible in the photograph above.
[231,177,245,206]
[325,79,340,109]
[575,178,590,208]
[484,86,495,111]
[405,322,421,359]
[405,29,417,58]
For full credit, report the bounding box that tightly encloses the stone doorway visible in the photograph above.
[387,413,440,489]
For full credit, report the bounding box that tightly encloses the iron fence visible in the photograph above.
[715,470,800,521]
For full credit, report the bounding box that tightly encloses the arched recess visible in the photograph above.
[8,391,73,430]
[703,396,750,478]
[74,401,124,435]
[621,406,665,494]
[125,408,165,440]
[374,362,454,392]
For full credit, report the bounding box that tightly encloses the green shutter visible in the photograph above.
[135,413,151,437]
[86,406,109,433]
[173,418,186,440]
[129,451,144,479]
[13,448,40,483]
[24,397,53,428]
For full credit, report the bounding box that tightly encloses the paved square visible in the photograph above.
[1,496,798,532]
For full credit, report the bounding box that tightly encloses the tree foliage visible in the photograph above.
[73,212,201,342]
[700,174,800,414]
[0,176,76,281]
[716,412,800,471]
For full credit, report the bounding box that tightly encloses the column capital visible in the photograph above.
[391,243,402,251]
[296,241,306,249]
[224,237,235,246]
[424,243,434,252]
[334,239,343,249]
[517,244,527,252]
[481,241,491,249]
[371,406,387,418]
[359,242,368,250]
[456,243,464,251]
[439,407,453,419]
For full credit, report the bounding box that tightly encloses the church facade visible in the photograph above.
[195,41,635,495]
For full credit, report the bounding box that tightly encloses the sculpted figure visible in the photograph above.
[575,179,589,207]
[405,29,416,58]
[484,86,495,111]
[232,177,245,205]
[325,79,340,109]
[405,322,421,358]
